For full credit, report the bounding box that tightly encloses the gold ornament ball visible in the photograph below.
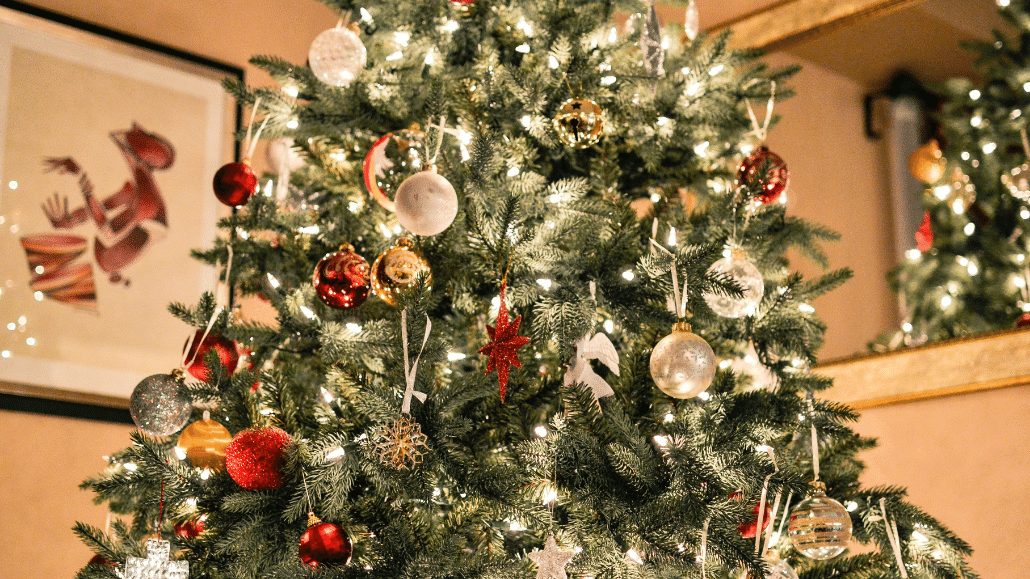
[553,98,604,148]
[177,418,232,471]
[370,237,432,307]
[908,139,946,184]
[649,322,716,399]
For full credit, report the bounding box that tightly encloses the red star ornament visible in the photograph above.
[478,282,531,402]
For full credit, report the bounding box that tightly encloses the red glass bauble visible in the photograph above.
[225,426,293,491]
[299,517,353,568]
[313,244,370,310]
[730,490,772,539]
[183,330,240,382]
[174,518,205,539]
[213,162,258,207]
[1016,313,1030,328]
[736,146,790,204]
[88,554,111,567]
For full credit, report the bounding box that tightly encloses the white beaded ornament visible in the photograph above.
[124,539,188,579]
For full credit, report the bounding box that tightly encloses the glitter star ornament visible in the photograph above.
[374,413,429,470]
[124,539,188,579]
[527,532,576,579]
[478,282,531,401]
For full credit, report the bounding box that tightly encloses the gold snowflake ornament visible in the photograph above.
[374,413,428,470]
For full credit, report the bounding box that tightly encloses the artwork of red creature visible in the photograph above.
[20,123,175,310]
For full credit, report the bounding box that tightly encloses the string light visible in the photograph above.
[621,270,635,281]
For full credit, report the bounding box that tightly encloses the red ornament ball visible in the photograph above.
[299,514,353,568]
[225,426,293,491]
[730,490,772,539]
[313,244,370,310]
[1016,313,1030,328]
[213,162,258,207]
[183,330,240,382]
[88,554,112,567]
[915,211,934,252]
[174,518,205,539]
[736,146,790,204]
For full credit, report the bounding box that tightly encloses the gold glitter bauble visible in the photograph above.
[370,237,431,307]
[553,98,604,148]
[177,418,232,471]
[373,413,429,470]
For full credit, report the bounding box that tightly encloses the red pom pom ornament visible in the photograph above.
[225,426,293,491]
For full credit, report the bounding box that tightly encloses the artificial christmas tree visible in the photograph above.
[884,0,1030,347]
[75,1,975,579]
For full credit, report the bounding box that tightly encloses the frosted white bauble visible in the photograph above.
[649,322,716,399]
[394,169,458,236]
[265,138,305,176]
[309,26,366,87]
[704,248,764,318]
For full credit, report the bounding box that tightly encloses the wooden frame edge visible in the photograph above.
[0,380,129,409]
[847,375,1030,409]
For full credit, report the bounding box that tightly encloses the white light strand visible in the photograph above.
[879,498,909,578]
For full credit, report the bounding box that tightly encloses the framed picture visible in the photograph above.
[0,1,241,416]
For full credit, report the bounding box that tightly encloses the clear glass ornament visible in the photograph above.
[762,555,799,579]
[730,343,776,391]
[1001,163,1030,202]
[309,26,367,87]
[129,373,192,436]
[124,539,189,579]
[649,322,716,399]
[788,483,853,560]
[705,248,764,318]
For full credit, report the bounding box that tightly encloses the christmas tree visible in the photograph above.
[75,1,975,578]
[883,0,1030,347]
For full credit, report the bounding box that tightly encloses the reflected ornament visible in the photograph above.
[313,244,370,309]
[649,321,716,398]
[370,237,431,307]
[553,98,604,148]
[213,162,257,207]
[124,539,188,579]
[394,168,459,236]
[176,415,232,471]
[299,512,353,568]
[129,372,192,436]
[704,248,764,317]
[736,146,790,204]
[309,25,367,87]
[1001,163,1030,202]
[363,126,426,212]
[908,139,946,184]
[788,482,852,560]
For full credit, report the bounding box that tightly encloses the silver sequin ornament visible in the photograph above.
[649,321,716,398]
[788,482,853,560]
[129,372,192,436]
[124,539,188,579]
[704,248,764,318]
[309,25,367,87]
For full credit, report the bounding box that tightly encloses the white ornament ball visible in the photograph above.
[649,322,716,399]
[265,138,305,176]
[394,169,458,236]
[309,26,367,87]
[788,483,852,560]
[704,248,764,318]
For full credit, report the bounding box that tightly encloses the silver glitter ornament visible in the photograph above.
[124,539,188,579]
[649,321,716,398]
[129,372,192,436]
[640,3,665,79]
[309,25,367,87]
[788,482,853,560]
[527,532,576,579]
[704,248,764,318]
